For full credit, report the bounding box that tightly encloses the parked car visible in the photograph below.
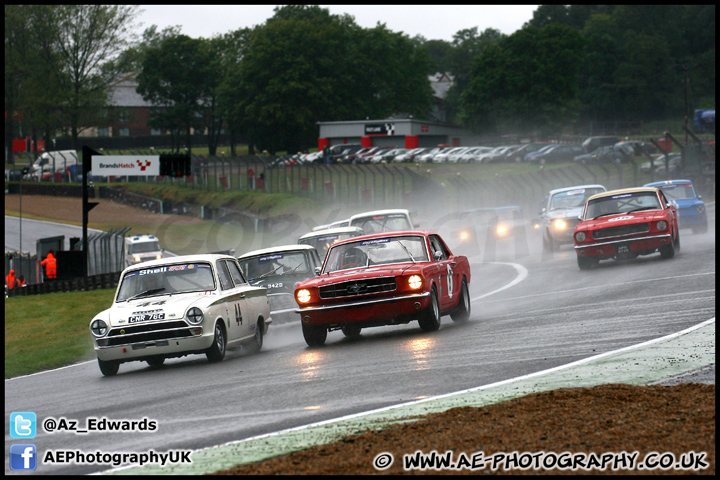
[640,153,682,174]
[457,146,493,163]
[527,144,585,164]
[432,146,469,163]
[506,143,550,163]
[445,147,475,163]
[294,230,472,346]
[298,226,365,260]
[237,245,322,324]
[581,136,620,153]
[343,147,379,164]
[369,148,407,164]
[89,254,271,376]
[348,208,416,233]
[573,145,628,165]
[644,180,707,234]
[479,145,515,163]
[524,144,559,162]
[573,187,680,269]
[329,144,363,164]
[417,147,452,163]
[539,184,607,252]
[393,147,428,163]
[5,167,27,182]
[615,140,657,157]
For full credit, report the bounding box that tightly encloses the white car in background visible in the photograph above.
[458,146,493,163]
[89,254,271,376]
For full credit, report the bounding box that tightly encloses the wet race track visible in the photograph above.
[4,207,715,475]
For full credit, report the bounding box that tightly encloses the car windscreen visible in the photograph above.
[127,241,161,254]
[349,213,412,233]
[238,251,310,282]
[585,192,662,220]
[298,232,360,258]
[656,183,697,201]
[323,235,429,273]
[116,262,215,302]
[550,188,605,210]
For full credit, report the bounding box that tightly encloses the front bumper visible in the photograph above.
[575,234,672,258]
[296,291,431,326]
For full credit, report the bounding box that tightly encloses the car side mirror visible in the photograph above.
[433,251,443,261]
[314,267,321,276]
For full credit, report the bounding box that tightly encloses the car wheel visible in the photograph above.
[418,287,441,332]
[302,323,327,347]
[146,357,165,368]
[577,255,598,270]
[450,279,471,323]
[206,321,226,363]
[659,231,678,259]
[98,358,119,377]
[245,319,264,354]
[341,325,362,338]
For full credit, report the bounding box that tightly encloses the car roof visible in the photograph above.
[124,253,233,270]
[329,229,433,248]
[237,244,317,259]
[349,208,410,219]
[587,187,660,202]
[644,179,694,187]
[548,184,606,196]
[297,226,364,240]
[125,234,159,244]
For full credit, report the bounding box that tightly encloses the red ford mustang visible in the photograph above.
[294,230,472,346]
[573,187,680,270]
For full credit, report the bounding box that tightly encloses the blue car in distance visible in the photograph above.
[644,179,708,234]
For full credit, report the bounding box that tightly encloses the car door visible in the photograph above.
[217,259,253,344]
[428,234,457,310]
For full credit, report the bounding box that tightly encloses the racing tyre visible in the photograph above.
[98,358,119,377]
[418,287,441,332]
[146,357,165,368]
[206,321,226,363]
[542,233,554,253]
[302,324,328,347]
[341,325,362,338]
[244,320,264,354]
[450,279,471,323]
[660,230,679,259]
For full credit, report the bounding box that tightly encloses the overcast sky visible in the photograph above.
[135,5,539,42]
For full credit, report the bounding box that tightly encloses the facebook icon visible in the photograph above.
[10,444,37,471]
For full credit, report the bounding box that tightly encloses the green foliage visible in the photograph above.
[5,289,116,378]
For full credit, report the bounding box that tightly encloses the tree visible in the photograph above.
[137,34,214,153]
[460,25,586,137]
[223,5,432,154]
[26,5,140,151]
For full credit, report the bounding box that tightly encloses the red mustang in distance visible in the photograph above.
[294,230,472,346]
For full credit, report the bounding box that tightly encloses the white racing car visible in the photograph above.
[89,254,271,376]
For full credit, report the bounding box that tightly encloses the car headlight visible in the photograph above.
[408,275,423,289]
[90,319,108,337]
[575,231,586,242]
[186,307,204,325]
[459,230,470,241]
[133,256,141,263]
[656,220,668,231]
[296,289,311,304]
[496,225,508,237]
[553,219,567,230]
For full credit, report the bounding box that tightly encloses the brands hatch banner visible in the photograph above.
[92,155,160,176]
[364,123,395,136]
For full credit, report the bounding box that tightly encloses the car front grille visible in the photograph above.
[319,277,397,299]
[593,223,650,239]
[106,320,195,347]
